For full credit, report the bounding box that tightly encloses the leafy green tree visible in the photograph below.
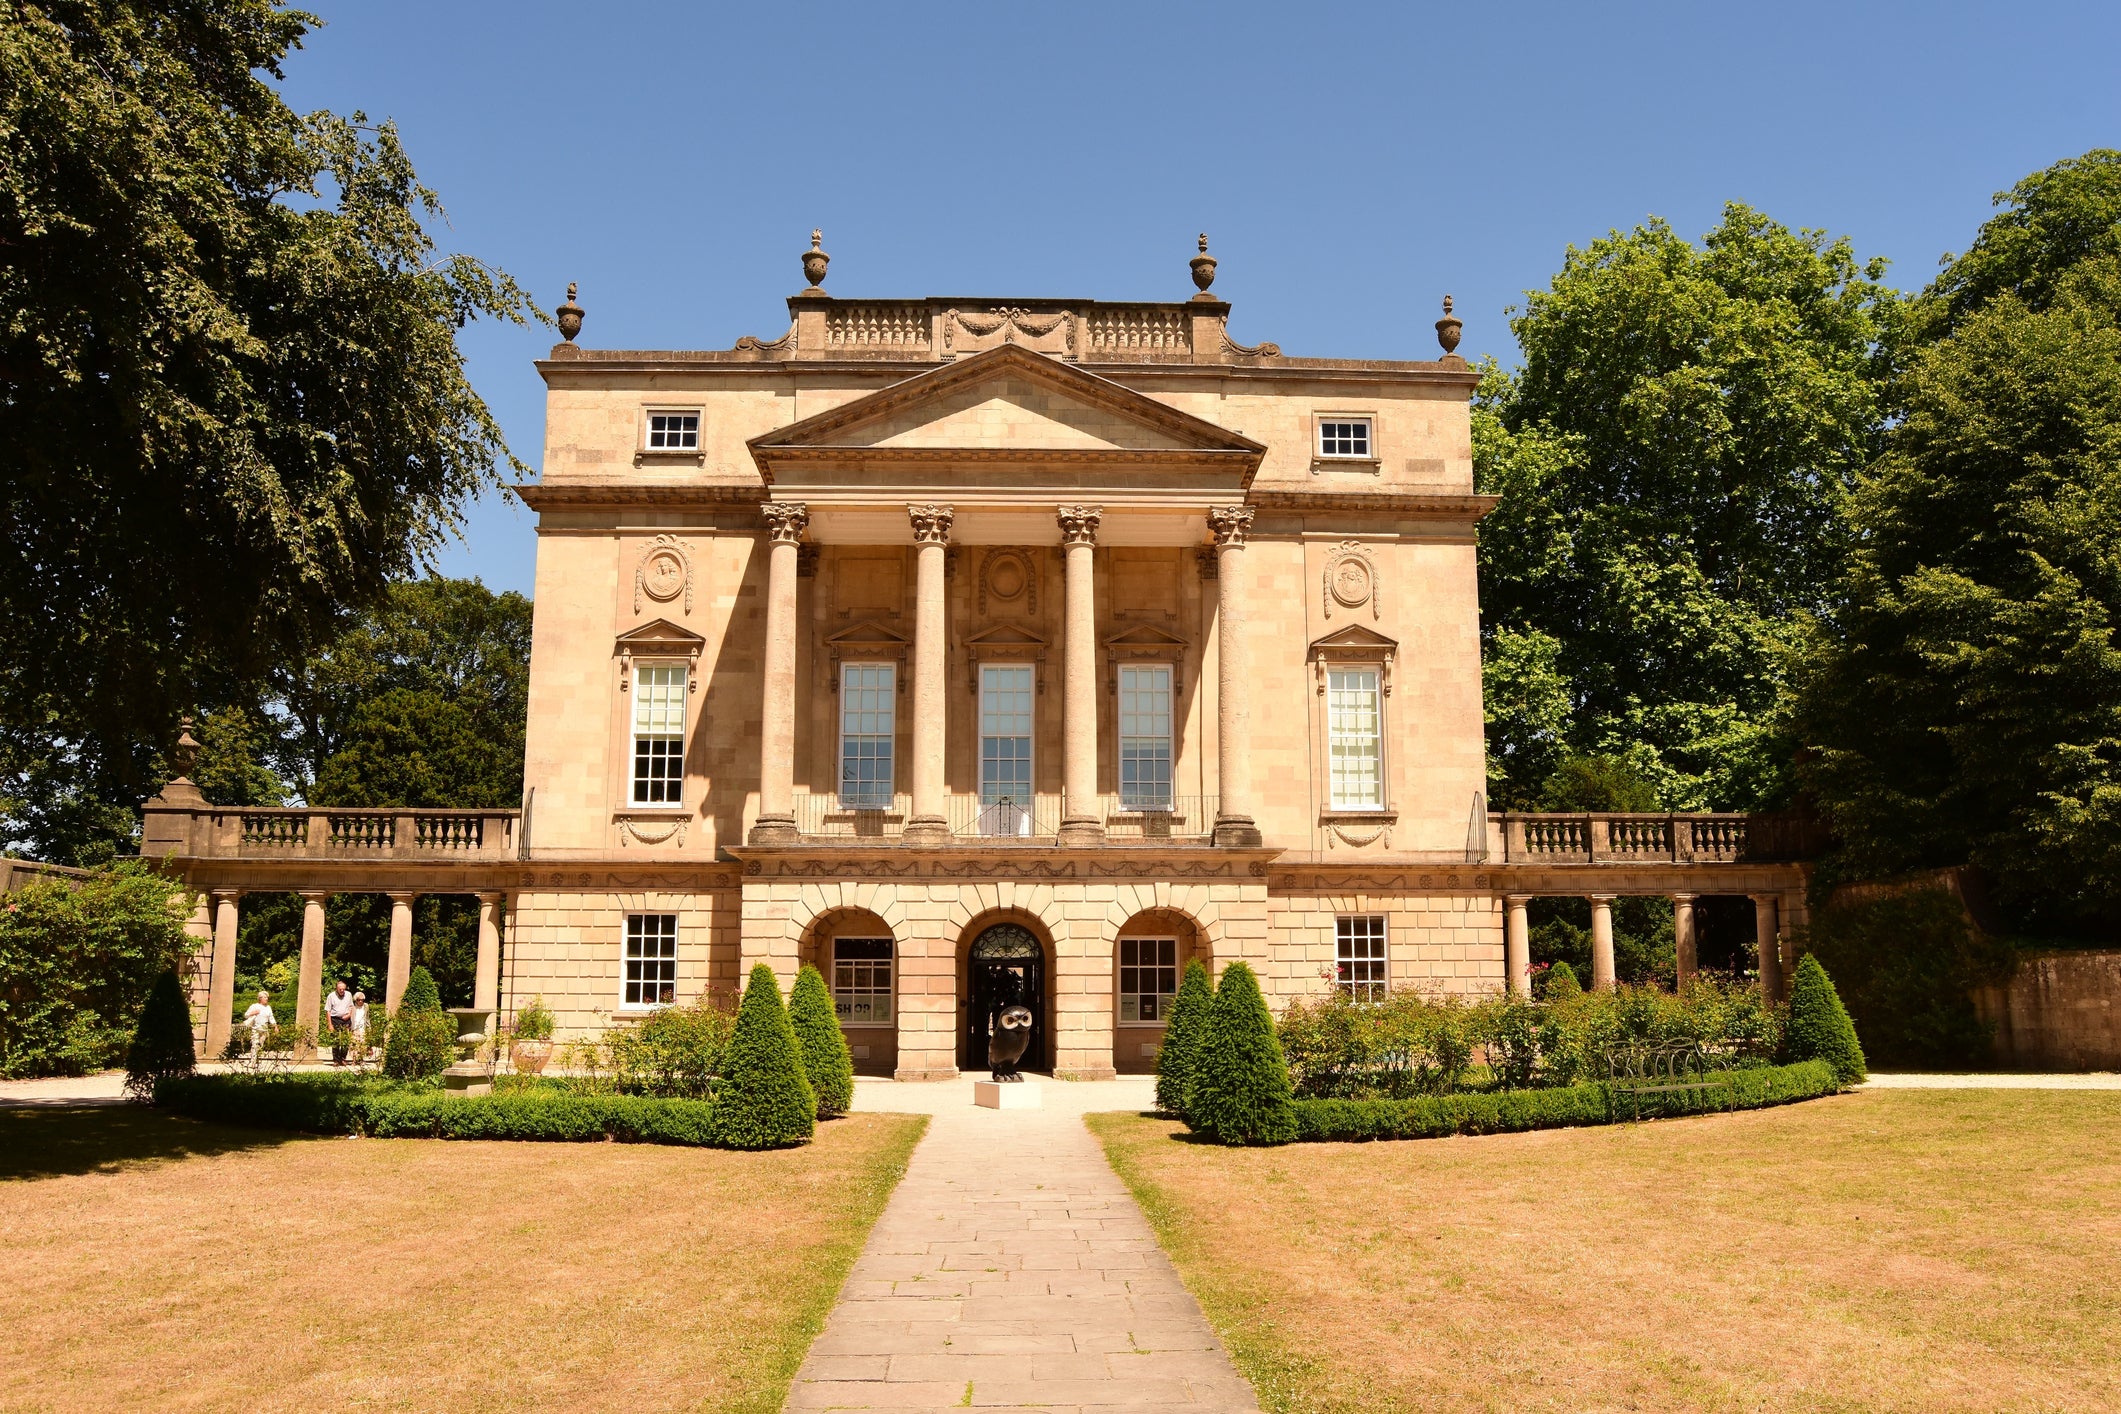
[1183,962,1296,1147]
[0,860,192,1077]
[0,2,534,847]
[1782,954,1867,1084]
[1154,959,1213,1118]
[1478,205,1899,811]
[1799,889,2015,1069]
[381,964,451,1081]
[711,964,815,1149]
[788,964,853,1118]
[1541,960,1581,999]
[1798,151,2121,931]
[189,708,288,808]
[312,690,518,809]
[124,968,197,1099]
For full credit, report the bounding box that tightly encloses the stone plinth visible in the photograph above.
[973,1079,1042,1110]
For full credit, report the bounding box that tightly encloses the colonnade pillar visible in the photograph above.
[1504,893,1532,999]
[1751,893,1783,1002]
[1588,893,1617,992]
[905,504,954,844]
[474,892,504,1012]
[751,502,808,844]
[296,889,329,1055]
[385,891,415,1012]
[1058,505,1103,844]
[1673,892,1698,988]
[205,890,242,1058]
[1208,506,1261,847]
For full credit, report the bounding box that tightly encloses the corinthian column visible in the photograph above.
[905,504,954,844]
[750,501,808,844]
[1058,505,1103,844]
[1209,506,1261,847]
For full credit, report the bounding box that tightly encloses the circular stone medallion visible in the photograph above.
[643,548,686,602]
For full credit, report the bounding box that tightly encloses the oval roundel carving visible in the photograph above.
[635,534,694,614]
[1323,541,1379,620]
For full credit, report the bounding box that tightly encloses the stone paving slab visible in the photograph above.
[786,1077,1258,1412]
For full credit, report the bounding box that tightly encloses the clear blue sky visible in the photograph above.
[275,0,2121,597]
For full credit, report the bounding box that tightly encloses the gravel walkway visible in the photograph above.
[1859,1072,2121,1089]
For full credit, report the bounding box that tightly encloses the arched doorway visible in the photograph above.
[962,922,1048,1074]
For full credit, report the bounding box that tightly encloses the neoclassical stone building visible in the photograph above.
[149,238,1815,1076]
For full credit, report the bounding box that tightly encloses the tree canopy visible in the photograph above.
[1797,151,2121,933]
[0,0,535,813]
[1478,204,1899,812]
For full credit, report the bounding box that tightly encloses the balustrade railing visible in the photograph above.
[148,806,518,860]
[824,303,931,355]
[1083,306,1190,359]
[1497,812,1770,864]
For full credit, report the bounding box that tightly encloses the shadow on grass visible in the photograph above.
[0,1105,306,1182]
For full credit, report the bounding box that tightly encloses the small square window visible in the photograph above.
[1318,418,1372,459]
[647,411,700,451]
[1336,916,1387,1000]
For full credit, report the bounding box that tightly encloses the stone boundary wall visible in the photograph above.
[1975,950,2121,1071]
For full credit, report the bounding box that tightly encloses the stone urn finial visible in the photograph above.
[1190,232,1218,296]
[802,229,831,293]
[171,716,200,783]
[1435,294,1463,357]
[556,282,584,342]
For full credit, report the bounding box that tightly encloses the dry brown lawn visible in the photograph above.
[0,1104,926,1413]
[1090,1090,2121,1414]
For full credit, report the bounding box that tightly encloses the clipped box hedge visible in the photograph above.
[1290,1059,1840,1143]
[155,1073,720,1147]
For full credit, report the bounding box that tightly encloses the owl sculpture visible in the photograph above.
[987,1005,1034,1081]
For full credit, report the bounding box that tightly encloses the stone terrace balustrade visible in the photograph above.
[143,805,520,862]
[1494,811,1822,865]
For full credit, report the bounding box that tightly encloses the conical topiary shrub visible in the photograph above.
[711,964,816,1149]
[789,963,854,1118]
[125,969,197,1101]
[1784,952,1867,1084]
[1155,959,1214,1118]
[1543,961,1581,999]
[1184,961,1296,1146]
[383,965,452,1081]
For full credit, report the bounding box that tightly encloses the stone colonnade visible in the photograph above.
[194,887,505,1058]
[747,501,1259,845]
[1502,890,1794,1001]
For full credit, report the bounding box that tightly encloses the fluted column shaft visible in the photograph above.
[297,890,329,1055]
[206,890,242,1058]
[475,892,504,1012]
[751,502,808,843]
[1058,506,1103,843]
[906,505,954,843]
[1589,894,1617,992]
[1504,894,1532,999]
[1673,892,1699,988]
[1209,507,1261,847]
[386,891,415,1012]
[1752,893,1782,1002]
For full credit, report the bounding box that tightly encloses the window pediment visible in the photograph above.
[826,620,911,689]
[616,619,705,690]
[1308,623,1397,695]
[1104,622,1190,694]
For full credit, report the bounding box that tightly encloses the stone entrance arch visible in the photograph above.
[1110,906,1210,1075]
[956,912,1057,1075]
[800,906,899,1076]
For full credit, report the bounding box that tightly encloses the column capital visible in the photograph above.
[1208,505,1254,548]
[299,888,332,905]
[1503,892,1533,906]
[210,887,244,905]
[1587,892,1617,903]
[1056,505,1102,546]
[908,503,955,545]
[387,890,418,905]
[1671,891,1698,903]
[476,891,505,906]
[762,501,809,544]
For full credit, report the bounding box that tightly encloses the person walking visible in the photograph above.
[242,990,275,1063]
[349,992,370,1064]
[324,980,355,1065]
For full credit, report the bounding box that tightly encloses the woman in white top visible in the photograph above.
[241,990,275,1060]
[349,993,370,1062]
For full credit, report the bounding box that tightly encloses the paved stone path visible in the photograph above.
[783,1077,1258,1412]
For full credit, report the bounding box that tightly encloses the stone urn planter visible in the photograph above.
[510,1039,554,1075]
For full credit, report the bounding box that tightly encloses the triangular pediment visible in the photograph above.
[1104,623,1190,650]
[965,623,1050,649]
[617,618,705,648]
[825,619,911,650]
[1309,623,1399,655]
[751,345,1264,458]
